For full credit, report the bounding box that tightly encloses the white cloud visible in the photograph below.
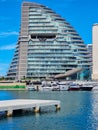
[0,44,16,50]
[0,31,19,37]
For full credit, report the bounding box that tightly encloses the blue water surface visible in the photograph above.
[0,90,98,130]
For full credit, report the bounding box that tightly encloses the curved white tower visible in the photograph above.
[7,2,90,80]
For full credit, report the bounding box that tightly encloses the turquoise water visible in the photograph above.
[0,90,98,130]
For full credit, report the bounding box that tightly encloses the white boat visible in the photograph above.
[92,83,98,90]
[68,83,80,91]
[27,86,36,91]
[51,81,60,91]
[58,81,69,91]
[79,82,94,91]
[26,82,36,91]
[41,81,60,91]
[93,86,98,90]
[41,86,53,91]
[41,81,53,91]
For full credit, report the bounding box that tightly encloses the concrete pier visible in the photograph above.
[0,99,60,116]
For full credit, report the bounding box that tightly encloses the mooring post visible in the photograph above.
[7,110,13,117]
[55,104,61,110]
[33,106,40,113]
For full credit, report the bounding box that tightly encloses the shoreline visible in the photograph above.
[0,89,26,90]
[0,82,26,90]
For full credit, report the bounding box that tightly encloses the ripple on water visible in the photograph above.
[0,91,98,130]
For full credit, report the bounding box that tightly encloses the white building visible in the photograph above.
[7,2,91,80]
[87,44,92,66]
[92,24,98,80]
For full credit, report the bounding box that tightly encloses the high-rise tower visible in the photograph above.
[7,2,90,80]
[92,24,98,80]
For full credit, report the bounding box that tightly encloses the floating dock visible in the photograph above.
[0,99,60,116]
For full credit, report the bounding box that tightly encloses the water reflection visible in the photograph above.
[91,91,98,129]
[0,91,98,129]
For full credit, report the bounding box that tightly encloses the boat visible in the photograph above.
[68,83,80,91]
[26,81,36,91]
[41,81,60,91]
[92,86,98,90]
[93,85,98,90]
[58,81,69,91]
[41,81,53,91]
[41,85,53,91]
[27,86,36,91]
[79,83,93,91]
[51,81,60,91]
[92,82,98,90]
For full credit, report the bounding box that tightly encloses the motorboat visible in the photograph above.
[51,81,60,91]
[41,86,53,91]
[26,81,36,91]
[27,86,36,91]
[68,83,80,91]
[93,86,98,90]
[58,81,69,91]
[79,83,93,91]
[92,83,98,90]
[41,81,59,91]
[41,81,53,91]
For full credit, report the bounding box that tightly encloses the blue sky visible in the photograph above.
[0,0,98,76]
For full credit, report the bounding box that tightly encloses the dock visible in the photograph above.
[0,99,60,116]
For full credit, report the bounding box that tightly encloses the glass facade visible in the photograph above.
[7,2,91,80]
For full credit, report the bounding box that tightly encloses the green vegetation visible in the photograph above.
[0,85,25,89]
[0,76,5,81]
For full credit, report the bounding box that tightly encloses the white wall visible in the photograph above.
[92,24,98,80]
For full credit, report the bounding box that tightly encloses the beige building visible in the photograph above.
[92,24,98,80]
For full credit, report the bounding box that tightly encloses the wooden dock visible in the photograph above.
[0,99,60,116]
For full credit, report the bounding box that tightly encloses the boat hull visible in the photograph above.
[68,87,80,91]
[80,87,93,91]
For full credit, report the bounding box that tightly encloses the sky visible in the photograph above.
[0,0,98,76]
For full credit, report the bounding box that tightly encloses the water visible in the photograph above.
[0,90,98,130]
